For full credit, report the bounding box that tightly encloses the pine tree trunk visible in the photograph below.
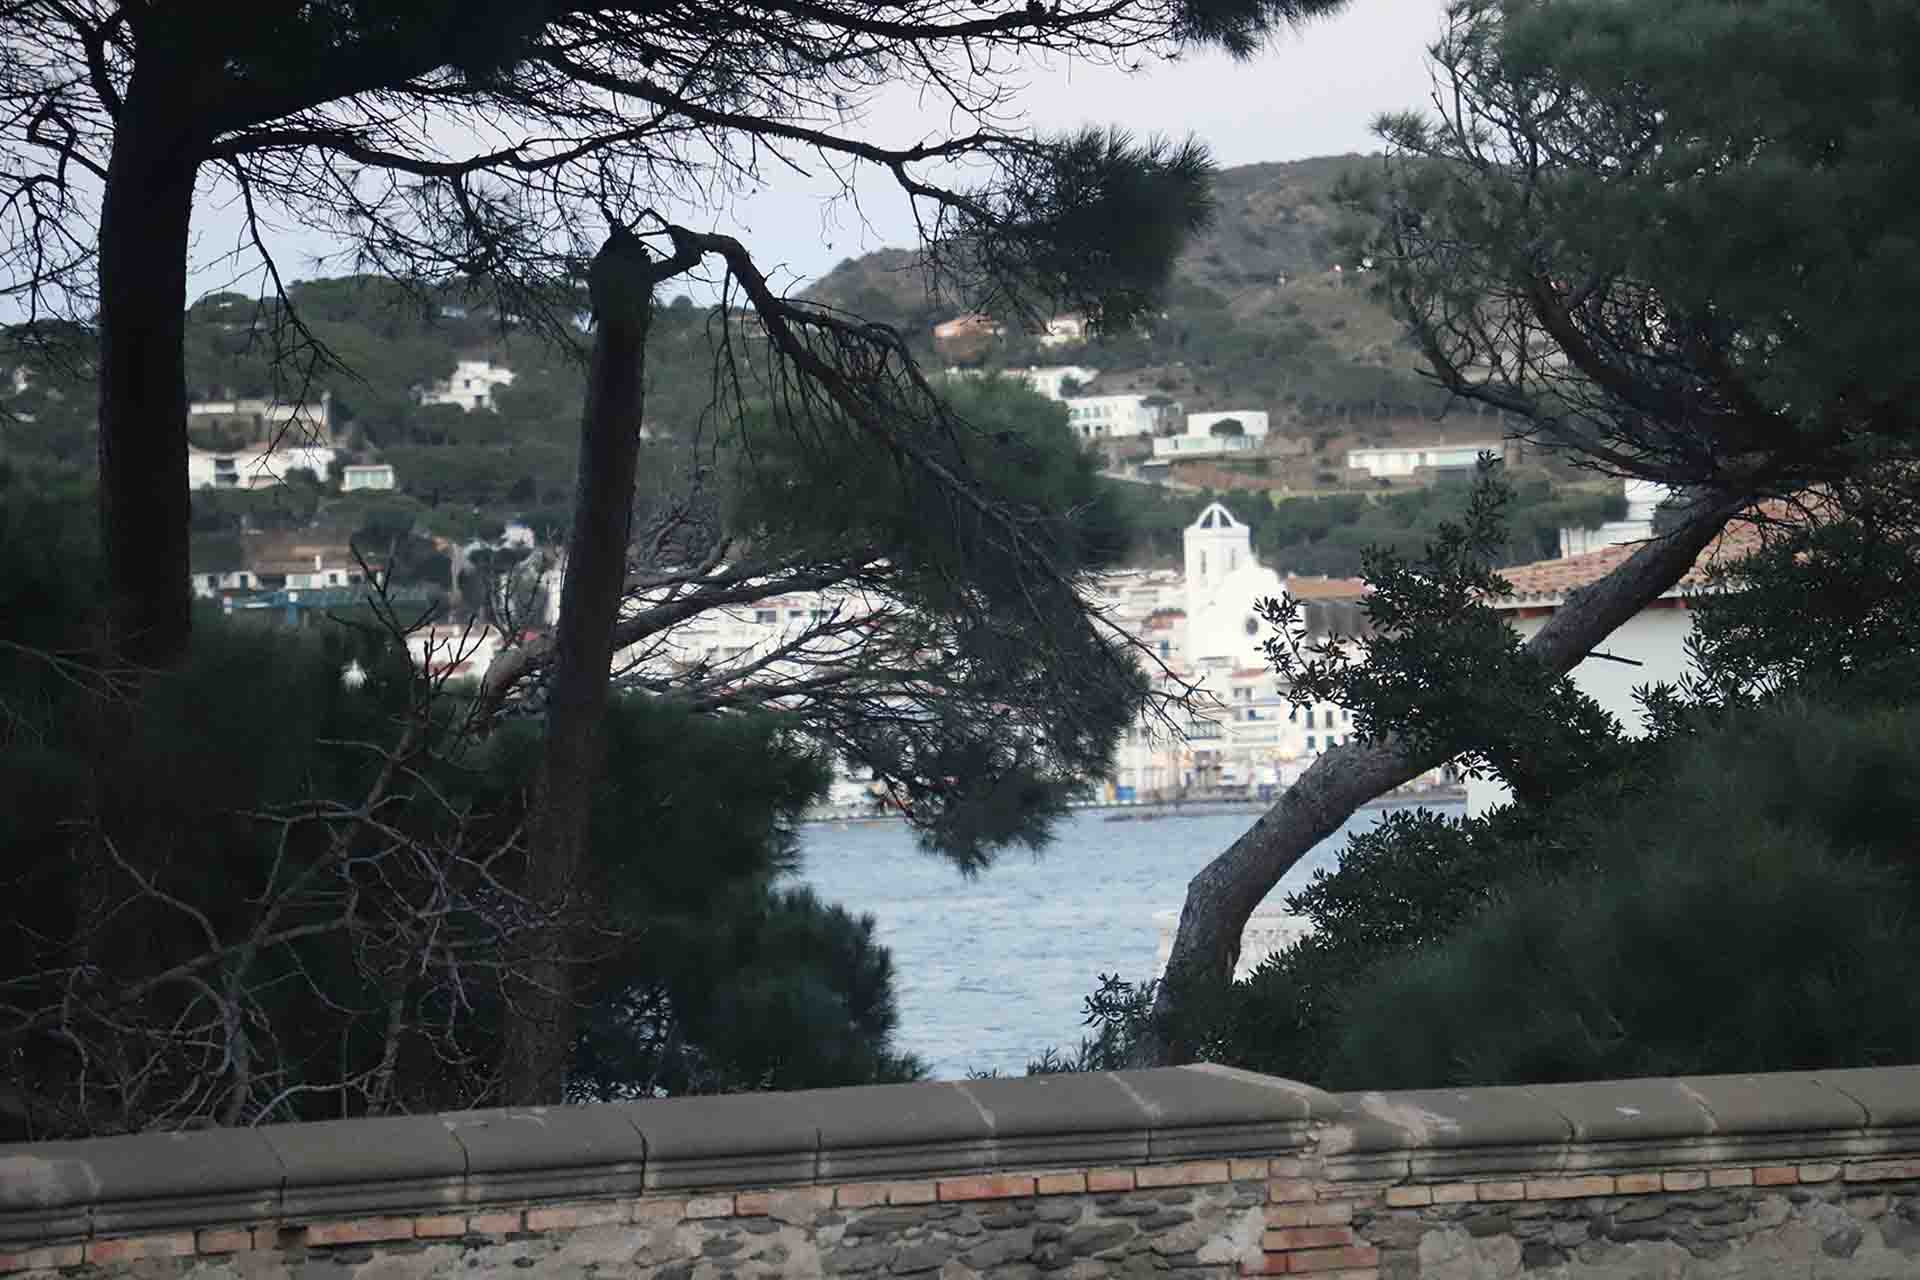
[499,232,655,1105]
[96,69,200,668]
[1138,498,1744,1066]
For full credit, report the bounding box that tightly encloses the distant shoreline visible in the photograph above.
[800,785,1466,828]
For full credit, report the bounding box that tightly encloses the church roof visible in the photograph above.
[1190,501,1241,530]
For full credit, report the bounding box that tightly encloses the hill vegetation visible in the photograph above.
[0,155,1609,589]
[804,154,1459,426]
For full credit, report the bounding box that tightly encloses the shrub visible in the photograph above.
[1315,701,1920,1089]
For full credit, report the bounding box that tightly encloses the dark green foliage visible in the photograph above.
[0,467,919,1133]
[1679,515,1920,712]
[1259,461,1628,805]
[1224,499,1920,1089]
[1320,705,1920,1089]
[1365,0,1920,500]
[947,129,1218,335]
[574,887,923,1097]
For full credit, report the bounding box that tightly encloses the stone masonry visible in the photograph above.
[3,1064,1918,1279]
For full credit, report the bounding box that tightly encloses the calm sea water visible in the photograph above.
[792,799,1463,1080]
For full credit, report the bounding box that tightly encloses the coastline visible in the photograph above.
[800,784,1466,827]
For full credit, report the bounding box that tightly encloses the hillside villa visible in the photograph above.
[419,358,516,412]
[1152,409,1271,459]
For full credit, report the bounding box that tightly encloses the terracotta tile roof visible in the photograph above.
[1488,500,1812,607]
[1283,575,1370,601]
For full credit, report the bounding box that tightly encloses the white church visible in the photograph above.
[1099,502,1377,803]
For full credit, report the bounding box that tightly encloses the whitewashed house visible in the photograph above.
[342,463,396,492]
[419,359,516,412]
[187,444,336,490]
[1152,409,1271,459]
[1346,442,1501,480]
[188,393,333,443]
[1064,394,1162,440]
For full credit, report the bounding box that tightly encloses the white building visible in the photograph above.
[188,393,334,443]
[1558,478,1675,558]
[1095,503,1377,802]
[342,463,396,492]
[1065,394,1161,440]
[1152,410,1270,459]
[1346,442,1500,479]
[1185,410,1269,440]
[190,544,365,598]
[943,365,1100,402]
[188,444,336,490]
[420,359,516,412]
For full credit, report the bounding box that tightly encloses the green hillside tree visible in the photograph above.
[1148,0,1920,1060]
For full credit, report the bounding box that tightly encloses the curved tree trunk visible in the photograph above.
[1139,496,1747,1065]
[97,66,201,668]
[499,231,657,1106]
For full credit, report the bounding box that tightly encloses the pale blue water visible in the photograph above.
[793,799,1463,1079]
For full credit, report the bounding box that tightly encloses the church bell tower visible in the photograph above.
[1184,501,1250,615]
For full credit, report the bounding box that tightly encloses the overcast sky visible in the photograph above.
[185,0,1451,304]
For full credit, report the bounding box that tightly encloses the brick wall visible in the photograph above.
[3,1064,1917,1279]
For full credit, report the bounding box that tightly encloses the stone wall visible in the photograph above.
[3,1064,1917,1279]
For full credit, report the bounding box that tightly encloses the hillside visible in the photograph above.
[802,154,1437,421]
[0,153,1604,591]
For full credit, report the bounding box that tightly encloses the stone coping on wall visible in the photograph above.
[1321,1065,1920,1183]
[0,1066,1328,1246]
[2,1063,1916,1259]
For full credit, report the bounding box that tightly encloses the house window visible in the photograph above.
[327,572,341,586]
[1306,708,1316,728]
[754,609,777,624]
[206,574,218,589]
[1158,640,1170,658]
[474,395,485,408]
[1307,735,1317,751]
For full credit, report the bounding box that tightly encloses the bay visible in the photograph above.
[793,798,1463,1080]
